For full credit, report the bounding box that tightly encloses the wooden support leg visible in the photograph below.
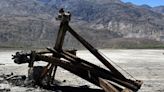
[40,63,51,78]
[51,65,57,84]
[39,63,57,85]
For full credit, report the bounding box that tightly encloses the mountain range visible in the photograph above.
[0,0,164,49]
[140,5,164,14]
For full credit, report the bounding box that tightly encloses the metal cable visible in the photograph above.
[98,50,136,80]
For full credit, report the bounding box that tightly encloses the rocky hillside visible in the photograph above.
[0,0,164,49]
[152,6,164,14]
[140,5,164,14]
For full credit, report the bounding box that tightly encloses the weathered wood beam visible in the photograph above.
[36,54,100,86]
[35,54,141,91]
[67,25,125,79]
[52,22,68,82]
[99,78,119,92]
[53,22,67,52]
[45,48,142,91]
[61,51,142,90]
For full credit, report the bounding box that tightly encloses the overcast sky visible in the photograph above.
[122,0,164,7]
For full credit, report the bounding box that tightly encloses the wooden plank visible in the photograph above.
[99,78,119,92]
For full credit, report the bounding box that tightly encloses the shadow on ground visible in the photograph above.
[43,86,105,92]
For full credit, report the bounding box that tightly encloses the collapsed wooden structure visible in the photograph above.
[12,9,143,92]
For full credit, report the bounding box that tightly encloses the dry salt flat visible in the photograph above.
[0,49,164,92]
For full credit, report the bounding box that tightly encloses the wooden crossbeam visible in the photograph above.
[35,54,141,91]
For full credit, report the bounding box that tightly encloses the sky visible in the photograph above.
[122,0,164,7]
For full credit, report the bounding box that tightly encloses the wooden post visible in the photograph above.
[53,22,68,51]
[51,21,68,82]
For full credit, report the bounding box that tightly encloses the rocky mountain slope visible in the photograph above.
[140,5,164,14]
[0,0,164,49]
[152,6,164,14]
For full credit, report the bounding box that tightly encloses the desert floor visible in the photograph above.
[0,49,164,92]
